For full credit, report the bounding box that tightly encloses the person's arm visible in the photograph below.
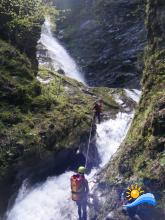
[85,179,89,194]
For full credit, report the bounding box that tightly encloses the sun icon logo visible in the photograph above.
[126,184,144,201]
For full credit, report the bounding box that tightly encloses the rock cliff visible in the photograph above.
[89,0,165,219]
[55,0,147,89]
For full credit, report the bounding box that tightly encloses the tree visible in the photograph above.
[0,0,44,43]
[0,0,45,65]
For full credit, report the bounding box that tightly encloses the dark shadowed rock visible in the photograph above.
[55,0,147,89]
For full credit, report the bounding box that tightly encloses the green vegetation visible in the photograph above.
[1,0,164,217]
[0,0,44,60]
[0,38,119,181]
[0,1,120,197]
[0,0,58,71]
[0,0,44,38]
[0,39,40,104]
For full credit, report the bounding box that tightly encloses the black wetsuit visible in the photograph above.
[93,103,102,124]
[76,175,89,220]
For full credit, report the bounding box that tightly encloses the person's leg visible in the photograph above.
[77,201,82,220]
[82,200,87,220]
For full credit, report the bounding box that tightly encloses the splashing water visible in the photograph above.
[38,19,85,83]
[124,89,141,103]
[6,111,133,220]
[96,112,133,167]
[6,91,140,220]
[6,172,77,220]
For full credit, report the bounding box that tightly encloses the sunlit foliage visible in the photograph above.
[0,0,45,49]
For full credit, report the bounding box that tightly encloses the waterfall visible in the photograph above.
[5,16,142,220]
[6,109,136,220]
[37,19,85,84]
[96,112,133,167]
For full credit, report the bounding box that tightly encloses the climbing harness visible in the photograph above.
[85,114,95,168]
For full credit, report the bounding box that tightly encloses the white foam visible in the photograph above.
[6,111,133,220]
[125,89,141,103]
[6,172,77,220]
[6,170,100,220]
[96,112,133,166]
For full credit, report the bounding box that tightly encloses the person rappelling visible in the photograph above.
[70,166,89,220]
[93,99,103,124]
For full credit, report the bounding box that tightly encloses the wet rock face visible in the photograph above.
[56,0,147,89]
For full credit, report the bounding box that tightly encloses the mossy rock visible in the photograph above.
[0,57,123,183]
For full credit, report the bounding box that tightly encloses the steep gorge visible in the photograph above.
[54,0,165,219]
[0,1,137,218]
[0,0,164,220]
[88,0,165,219]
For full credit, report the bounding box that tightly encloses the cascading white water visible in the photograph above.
[96,112,133,167]
[38,19,85,83]
[6,109,135,220]
[6,172,77,220]
[124,89,141,103]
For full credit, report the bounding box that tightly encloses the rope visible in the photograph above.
[85,114,95,168]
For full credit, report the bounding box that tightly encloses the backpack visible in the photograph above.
[70,174,85,201]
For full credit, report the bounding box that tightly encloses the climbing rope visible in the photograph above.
[85,114,95,168]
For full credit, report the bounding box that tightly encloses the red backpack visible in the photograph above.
[70,174,85,201]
